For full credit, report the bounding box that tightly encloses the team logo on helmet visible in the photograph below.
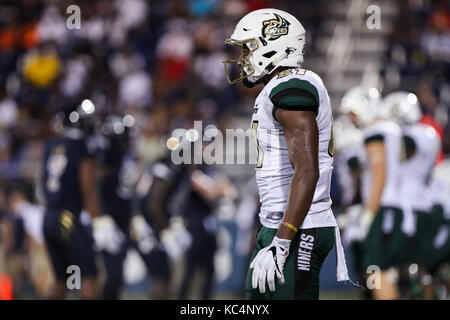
[261,13,290,40]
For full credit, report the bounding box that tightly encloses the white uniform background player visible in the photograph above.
[400,123,441,213]
[382,91,441,244]
[383,91,441,216]
[339,86,411,300]
[429,159,450,219]
[360,120,404,213]
[333,115,364,208]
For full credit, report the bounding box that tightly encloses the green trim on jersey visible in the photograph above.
[347,156,361,170]
[270,79,319,120]
[364,133,384,144]
[403,135,416,153]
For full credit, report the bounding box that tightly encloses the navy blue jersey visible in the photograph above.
[100,153,140,222]
[140,158,190,227]
[183,166,216,228]
[42,135,94,216]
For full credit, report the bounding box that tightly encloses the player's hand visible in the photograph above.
[92,215,125,254]
[357,208,374,240]
[338,205,372,245]
[130,215,156,254]
[160,218,192,260]
[250,236,291,293]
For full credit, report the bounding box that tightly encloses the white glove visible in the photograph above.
[357,209,375,240]
[160,220,192,260]
[130,215,156,254]
[336,204,363,230]
[360,209,374,227]
[92,215,125,255]
[250,236,291,294]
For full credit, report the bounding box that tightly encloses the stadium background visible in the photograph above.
[0,0,448,299]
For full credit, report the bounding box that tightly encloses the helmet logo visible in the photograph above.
[261,13,290,40]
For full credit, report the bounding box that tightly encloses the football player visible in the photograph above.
[42,99,100,299]
[382,91,442,296]
[224,8,349,300]
[332,115,369,298]
[425,159,450,298]
[333,115,364,209]
[137,154,188,300]
[8,182,53,298]
[341,86,406,299]
[95,114,139,300]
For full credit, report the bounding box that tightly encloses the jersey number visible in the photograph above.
[46,153,68,192]
[117,160,140,199]
[252,121,264,168]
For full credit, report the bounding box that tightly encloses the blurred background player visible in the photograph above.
[382,91,442,297]
[7,181,53,298]
[178,163,236,299]
[95,114,139,300]
[340,86,406,300]
[137,151,188,299]
[139,134,236,299]
[41,99,100,299]
[333,116,364,210]
[333,115,367,298]
[0,183,27,299]
[424,157,450,298]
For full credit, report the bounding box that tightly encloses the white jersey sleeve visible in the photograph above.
[361,120,403,208]
[250,68,336,229]
[336,144,364,207]
[429,159,450,218]
[400,123,441,211]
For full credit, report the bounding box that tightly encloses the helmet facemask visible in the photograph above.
[223,38,260,85]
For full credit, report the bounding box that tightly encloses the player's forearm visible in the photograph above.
[366,172,384,214]
[149,201,170,234]
[83,192,101,218]
[364,141,386,216]
[276,168,319,240]
[82,175,102,218]
[148,178,172,235]
[80,159,101,218]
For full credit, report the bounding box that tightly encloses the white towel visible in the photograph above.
[334,226,350,281]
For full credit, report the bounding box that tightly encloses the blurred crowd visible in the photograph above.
[382,0,450,143]
[0,0,448,299]
[0,0,325,185]
[0,0,325,300]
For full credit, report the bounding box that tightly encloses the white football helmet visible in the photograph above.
[333,115,363,153]
[340,86,383,127]
[381,91,422,126]
[223,8,306,85]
